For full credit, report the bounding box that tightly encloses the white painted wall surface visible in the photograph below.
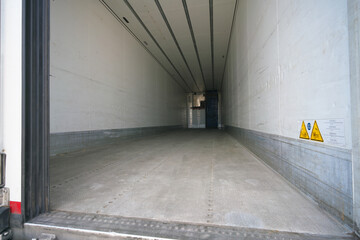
[0,0,23,202]
[190,109,205,128]
[50,0,186,133]
[222,0,352,149]
[0,2,3,150]
[186,93,206,128]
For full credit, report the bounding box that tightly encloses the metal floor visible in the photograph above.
[50,129,350,236]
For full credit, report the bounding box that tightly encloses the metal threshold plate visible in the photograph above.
[25,211,353,240]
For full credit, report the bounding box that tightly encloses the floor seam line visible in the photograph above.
[207,158,215,223]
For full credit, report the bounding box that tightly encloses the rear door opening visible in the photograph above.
[15,0,358,239]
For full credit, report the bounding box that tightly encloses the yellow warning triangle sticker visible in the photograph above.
[311,120,324,142]
[299,121,309,139]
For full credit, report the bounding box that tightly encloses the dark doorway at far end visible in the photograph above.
[205,91,218,129]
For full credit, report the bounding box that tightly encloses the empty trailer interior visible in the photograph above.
[13,0,359,239]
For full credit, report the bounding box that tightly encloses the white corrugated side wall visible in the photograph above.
[222,0,351,149]
[50,0,186,134]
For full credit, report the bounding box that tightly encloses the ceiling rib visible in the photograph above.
[220,0,238,91]
[209,0,215,90]
[123,0,193,92]
[182,0,207,91]
[99,0,188,92]
[155,0,200,92]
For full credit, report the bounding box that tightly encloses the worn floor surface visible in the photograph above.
[50,129,350,236]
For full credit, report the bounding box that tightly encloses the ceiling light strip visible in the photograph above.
[219,0,238,91]
[123,0,193,93]
[155,0,200,92]
[209,0,215,90]
[182,0,207,91]
[99,0,188,92]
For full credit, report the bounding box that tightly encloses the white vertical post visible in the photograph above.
[0,0,23,206]
[348,0,360,234]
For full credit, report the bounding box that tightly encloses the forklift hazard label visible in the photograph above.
[299,120,325,143]
[299,121,310,139]
[310,120,324,142]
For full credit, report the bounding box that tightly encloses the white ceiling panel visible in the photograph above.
[159,0,206,91]
[128,0,199,92]
[213,0,236,89]
[103,0,191,91]
[187,0,213,90]
[102,0,237,93]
